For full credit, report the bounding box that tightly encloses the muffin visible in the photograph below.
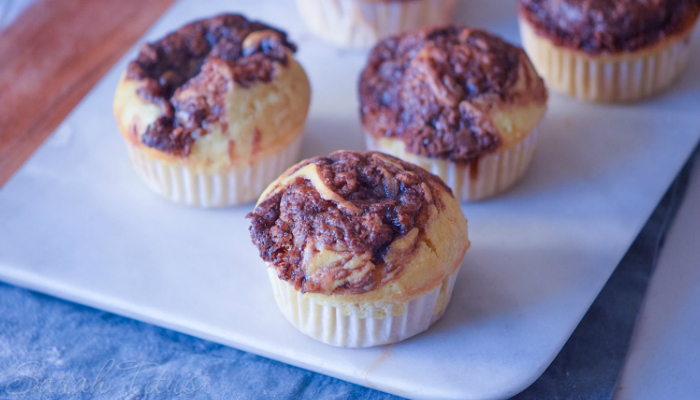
[518,0,700,102]
[113,14,311,207]
[248,151,469,347]
[295,0,457,48]
[359,26,548,202]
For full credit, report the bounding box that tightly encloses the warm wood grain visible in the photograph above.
[0,0,175,188]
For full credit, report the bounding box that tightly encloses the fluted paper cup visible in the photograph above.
[267,266,460,347]
[295,0,457,48]
[124,135,303,207]
[519,18,695,102]
[365,129,539,202]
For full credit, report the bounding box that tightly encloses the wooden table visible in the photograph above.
[0,0,174,188]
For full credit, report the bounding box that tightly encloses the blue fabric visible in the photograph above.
[0,284,398,399]
[0,153,694,400]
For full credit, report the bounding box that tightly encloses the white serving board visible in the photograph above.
[1,1,699,399]
[615,155,700,400]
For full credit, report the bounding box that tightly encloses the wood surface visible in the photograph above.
[0,0,175,187]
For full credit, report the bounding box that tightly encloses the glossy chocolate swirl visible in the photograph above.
[359,26,544,163]
[248,151,451,295]
[126,14,296,156]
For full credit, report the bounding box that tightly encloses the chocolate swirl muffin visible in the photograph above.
[248,151,469,347]
[113,14,311,207]
[518,0,700,101]
[359,26,548,201]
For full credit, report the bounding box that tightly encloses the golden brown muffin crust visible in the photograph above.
[126,14,297,156]
[359,26,546,164]
[248,151,452,295]
[518,0,700,53]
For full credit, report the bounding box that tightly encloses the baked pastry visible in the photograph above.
[248,150,469,347]
[113,14,311,207]
[359,26,548,202]
[295,0,457,48]
[518,0,700,102]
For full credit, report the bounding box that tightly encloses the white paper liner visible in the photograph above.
[268,267,460,347]
[295,0,457,48]
[124,135,303,207]
[365,129,539,202]
[519,18,695,102]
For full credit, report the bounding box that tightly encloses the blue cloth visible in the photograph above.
[0,153,694,400]
[0,284,398,399]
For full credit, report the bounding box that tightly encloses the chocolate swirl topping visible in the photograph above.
[126,14,296,156]
[360,26,539,164]
[518,0,700,53]
[248,151,450,295]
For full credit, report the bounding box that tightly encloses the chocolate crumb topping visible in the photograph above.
[126,14,296,156]
[248,151,451,295]
[518,0,700,53]
[359,26,535,164]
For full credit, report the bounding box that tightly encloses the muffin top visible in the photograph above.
[518,0,700,53]
[248,151,467,298]
[124,14,298,157]
[359,26,547,164]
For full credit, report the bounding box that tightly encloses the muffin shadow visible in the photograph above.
[431,244,591,333]
[454,0,518,31]
[490,105,650,202]
[300,115,366,159]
